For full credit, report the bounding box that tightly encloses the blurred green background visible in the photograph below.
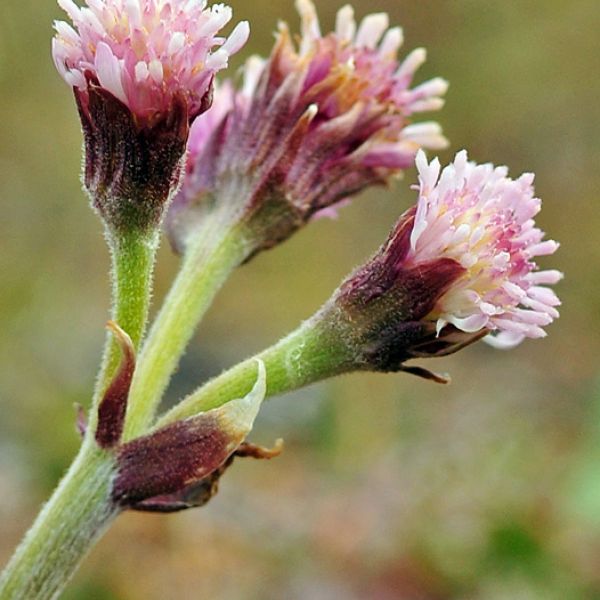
[1,0,599,598]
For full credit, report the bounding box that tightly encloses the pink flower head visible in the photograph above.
[403,150,561,348]
[52,0,248,232]
[333,151,561,375]
[168,0,448,256]
[52,0,249,125]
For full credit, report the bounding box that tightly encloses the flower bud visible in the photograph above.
[112,361,266,508]
[52,0,249,233]
[167,0,448,257]
[129,440,283,513]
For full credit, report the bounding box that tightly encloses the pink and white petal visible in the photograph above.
[401,122,448,150]
[297,0,321,54]
[483,331,525,349]
[527,240,560,257]
[94,42,127,104]
[528,286,561,306]
[57,0,82,22]
[396,48,427,81]
[221,21,250,56]
[379,27,403,57]
[410,77,449,101]
[526,270,564,285]
[355,13,389,49]
[447,313,489,333]
[335,5,356,42]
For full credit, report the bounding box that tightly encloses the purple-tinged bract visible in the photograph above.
[96,321,136,449]
[112,361,266,509]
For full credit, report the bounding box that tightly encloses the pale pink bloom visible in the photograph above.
[52,0,249,123]
[407,150,562,348]
[169,0,448,254]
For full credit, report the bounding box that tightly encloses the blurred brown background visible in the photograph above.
[1,1,599,598]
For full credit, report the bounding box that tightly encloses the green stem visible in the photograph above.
[0,227,158,597]
[123,222,249,439]
[93,229,158,404]
[157,314,353,426]
[0,440,119,600]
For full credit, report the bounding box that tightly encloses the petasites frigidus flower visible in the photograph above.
[112,361,268,510]
[52,0,249,232]
[329,150,561,375]
[167,0,448,256]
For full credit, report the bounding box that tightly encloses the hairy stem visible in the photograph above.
[0,441,119,600]
[0,227,159,597]
[123,222,249,439]
[158,314,354,426]
[92,229,158,415]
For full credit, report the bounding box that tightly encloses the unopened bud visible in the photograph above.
[112,361,266,508]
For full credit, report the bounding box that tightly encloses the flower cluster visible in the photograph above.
[0,2,565,597]
[44,0,563,537]
[53,0,249,125]
[167,0,448,256]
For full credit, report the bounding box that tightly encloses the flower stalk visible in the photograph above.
[122,215,250,439]
[94,230,158,397]
[155,272,461,427]
[0,226,157,599]
[158,312,354,425]
[0,441,119,600]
